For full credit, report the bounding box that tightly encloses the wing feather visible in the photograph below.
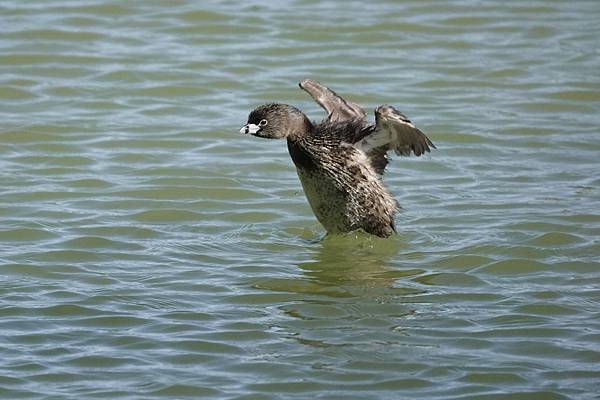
[355,105,435,157]
[299,79,367,122]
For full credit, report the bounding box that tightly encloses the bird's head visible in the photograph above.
[240,103,311,139]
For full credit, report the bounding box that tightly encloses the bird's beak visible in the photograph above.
[239,123,260,135]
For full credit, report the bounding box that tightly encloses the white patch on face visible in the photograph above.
[240,123,261,134]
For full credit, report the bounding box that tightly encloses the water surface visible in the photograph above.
[1,1,600,399]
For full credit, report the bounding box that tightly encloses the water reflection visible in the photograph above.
[300,233,415,287]
[261,234,422,352]
[253,232,425,298]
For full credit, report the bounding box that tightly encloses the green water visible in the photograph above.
[1,1,600,399]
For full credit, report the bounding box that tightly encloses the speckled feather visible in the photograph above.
[286,120,399,237]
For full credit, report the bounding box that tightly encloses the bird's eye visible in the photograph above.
[258,119,268,127]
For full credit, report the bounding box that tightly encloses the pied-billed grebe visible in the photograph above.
[240,79,435,238]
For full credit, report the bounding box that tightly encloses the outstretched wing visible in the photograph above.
[355,105,435,157]
[299,79,367,122]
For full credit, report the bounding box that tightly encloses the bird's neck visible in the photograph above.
[287,116,313,140]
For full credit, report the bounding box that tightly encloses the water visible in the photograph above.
[1,0,600,398]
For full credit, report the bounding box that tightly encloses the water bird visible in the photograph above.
[240,79,435,238]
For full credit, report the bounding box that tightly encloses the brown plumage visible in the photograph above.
[240,80,435,238]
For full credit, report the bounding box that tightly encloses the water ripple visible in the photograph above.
[1,0,599,399]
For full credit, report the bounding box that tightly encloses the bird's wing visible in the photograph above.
[299,79,367,122]
[354,105,435,157]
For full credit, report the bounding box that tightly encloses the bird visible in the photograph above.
[239,79,435,238]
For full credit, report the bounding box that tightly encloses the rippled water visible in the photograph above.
[1,1,600,399]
